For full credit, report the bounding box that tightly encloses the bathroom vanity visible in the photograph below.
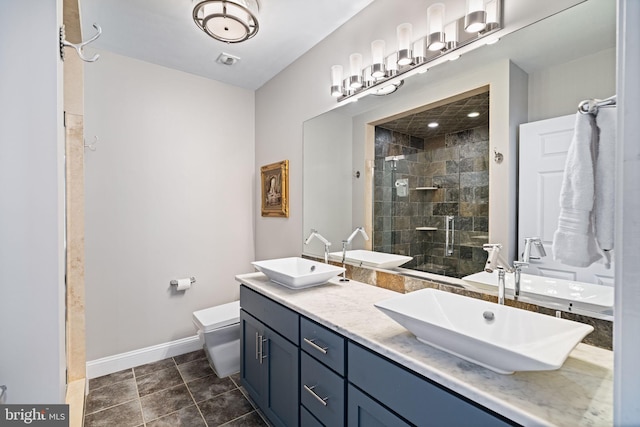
[236,272,612,426]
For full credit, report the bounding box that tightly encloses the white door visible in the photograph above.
[518,115,614,286]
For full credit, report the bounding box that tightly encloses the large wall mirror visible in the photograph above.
[303,0,615,318]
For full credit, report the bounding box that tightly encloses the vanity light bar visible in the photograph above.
[330,0,502,102]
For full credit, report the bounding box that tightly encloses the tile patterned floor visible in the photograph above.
[84,349,269,427]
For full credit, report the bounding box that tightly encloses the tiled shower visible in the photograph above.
[373,122,490,278]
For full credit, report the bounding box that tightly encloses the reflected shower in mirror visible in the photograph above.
[372,91,489,278]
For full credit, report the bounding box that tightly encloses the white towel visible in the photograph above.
[594,107,616,259]
[552,112,602,267]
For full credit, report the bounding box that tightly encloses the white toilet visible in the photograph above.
[192,300,241,378]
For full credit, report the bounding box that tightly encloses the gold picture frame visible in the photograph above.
[261,160,289,217]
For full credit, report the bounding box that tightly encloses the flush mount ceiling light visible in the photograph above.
[428,122,439,128]
[330,0,502,103]
[468,111,480,117]
[193,0,259,43]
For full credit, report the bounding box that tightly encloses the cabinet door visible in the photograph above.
[264,328,300,427]
[348,385,411,427]
[240,310,267,407]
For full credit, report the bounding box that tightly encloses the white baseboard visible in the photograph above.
[86,335,202,379]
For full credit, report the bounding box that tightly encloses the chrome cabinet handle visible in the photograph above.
[303,384,328,406]
[259,336,267,364]
[303,338,328,354]
[255,332,259,360]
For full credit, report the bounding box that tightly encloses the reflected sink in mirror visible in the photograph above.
[329,250,412,269]
[375,288,593,374]
[252,257,345,289]
[462,271,614,317]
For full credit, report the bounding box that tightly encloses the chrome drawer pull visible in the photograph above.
[303,384,328,406]
[303,338,328,354]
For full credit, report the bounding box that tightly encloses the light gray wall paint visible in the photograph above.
[84,51,255,360]
[0,0,66,403]
[528,48,616,122]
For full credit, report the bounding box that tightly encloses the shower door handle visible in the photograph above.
[445,216,455,256]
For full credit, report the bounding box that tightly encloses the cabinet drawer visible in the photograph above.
[240,285,299,344]
[347,342,513,427]
[300,317,345,375]
[301,352,345,427]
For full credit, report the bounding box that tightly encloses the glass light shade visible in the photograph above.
[445,21,459,44]
[396,23,413,66]
[386,53,399,76]
[349,53,363,89]
[413,38,426,61]
[194,0,260,43]
[330,65,343,97]
[464,0,486,32]
[427,3,446,51]
[371,40,386,78]
[486,0,498,25]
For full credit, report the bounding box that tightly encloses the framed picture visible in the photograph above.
[261,160,289,217]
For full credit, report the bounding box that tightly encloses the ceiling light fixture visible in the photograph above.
[193,0,259,44]
[428,122,439,128]
[329,0,501,102]
[468,111,480,117]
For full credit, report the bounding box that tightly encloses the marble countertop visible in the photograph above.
[235,272,613,427]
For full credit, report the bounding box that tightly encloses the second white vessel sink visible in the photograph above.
[375,288,593,374]
[252,257,344,289]
[329,250,412,269]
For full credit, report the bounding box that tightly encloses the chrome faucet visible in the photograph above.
[513,237,546,299]
[340,227,369,282]
[483,243,509,304]
[304,229,331,263]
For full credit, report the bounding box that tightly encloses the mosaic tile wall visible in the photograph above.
[373,125,489,278]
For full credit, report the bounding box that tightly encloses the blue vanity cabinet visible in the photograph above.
[347,384,411,427]
[300,317,347,425]
[240,286,300,427]
[347,342,515,427]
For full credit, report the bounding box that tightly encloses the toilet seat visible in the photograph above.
[193,300,240,333]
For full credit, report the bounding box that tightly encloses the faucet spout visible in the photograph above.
[340,227,369,282]
[304,229,332,264]
[513,237,547,299]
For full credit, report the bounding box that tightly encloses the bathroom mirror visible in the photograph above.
[302,0,615,316]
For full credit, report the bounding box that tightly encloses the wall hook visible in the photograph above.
[84,136,99,151]
[60,23,101,63]
[494,148,504,164]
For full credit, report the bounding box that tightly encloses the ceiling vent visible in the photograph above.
[216,52,240,66]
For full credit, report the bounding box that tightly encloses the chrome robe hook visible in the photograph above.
[59,23,101,63]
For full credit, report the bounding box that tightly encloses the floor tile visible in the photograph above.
[133,357,176,377]
[198,389,254,426]
[187,374,236,403]
[145,405,206,427]
[222,410,268,426]
[136,365,184,397]
[85,379,138,414]
[84,400,143,427]
[140,384,195,422]
[173,349,206,365]
[88,368,134,391]
[178,357,215,382]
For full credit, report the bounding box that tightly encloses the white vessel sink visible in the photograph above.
[374,288,593,374]
[252,257,345,289]
[329,250,412,269]
[462,271,614,315]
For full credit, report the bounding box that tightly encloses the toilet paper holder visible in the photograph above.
[170,277,196,286]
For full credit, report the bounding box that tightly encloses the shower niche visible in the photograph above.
[372,91,490,278]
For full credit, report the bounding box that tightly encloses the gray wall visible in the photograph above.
[0,0,66,402]
[84,51,255,360]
